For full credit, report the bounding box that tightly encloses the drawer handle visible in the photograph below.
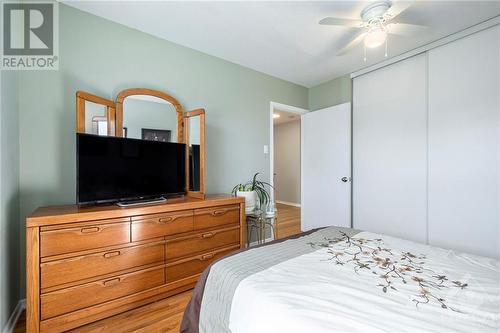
[212,210,227,216]
[103,278,121,286]
[103,251,121,258]
[159,216,174,223]
[201,253,214,261]
[201,232,214,239]
[80,227,100,234]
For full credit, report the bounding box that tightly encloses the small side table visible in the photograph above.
[246,210,278,247]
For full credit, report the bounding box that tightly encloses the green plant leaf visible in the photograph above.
[231,184,240,195]
[231,172,272,205]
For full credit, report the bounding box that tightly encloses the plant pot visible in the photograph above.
[236,190,257,214]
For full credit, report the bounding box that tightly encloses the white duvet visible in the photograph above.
[228,232,500,333]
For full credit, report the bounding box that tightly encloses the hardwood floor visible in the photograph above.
[70,291,192,333]
[275,203,301,239]
[13,291,192,333]
[13,203,301,333]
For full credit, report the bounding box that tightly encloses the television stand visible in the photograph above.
[116,196,167,207]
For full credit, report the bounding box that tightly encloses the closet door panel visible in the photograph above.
[353,54,427,242]
[428,26,499,258]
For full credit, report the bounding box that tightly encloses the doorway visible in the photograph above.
[270,102,308,239]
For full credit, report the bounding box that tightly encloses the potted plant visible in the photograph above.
[232,173,272,214]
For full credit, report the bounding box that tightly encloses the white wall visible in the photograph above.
[274,120,301,205]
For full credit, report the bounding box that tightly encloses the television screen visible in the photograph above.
[77,133,186,204]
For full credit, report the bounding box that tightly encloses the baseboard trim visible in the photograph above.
[276,200,301,208]
[3,298,25,333]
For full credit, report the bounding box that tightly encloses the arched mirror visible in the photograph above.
[76,91,115,136]
[184,109,206,198]
[76,87,206,199]
[115,88,183,142]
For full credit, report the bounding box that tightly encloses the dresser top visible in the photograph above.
[27,194,244,227]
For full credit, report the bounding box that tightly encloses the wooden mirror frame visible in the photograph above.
[75,88,206,198]
[184,108,206,198]
[115,88,184,141]
[76,91,116,135]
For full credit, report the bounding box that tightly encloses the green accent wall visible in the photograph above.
[0,70,21,328]
[14,4,308,297]
[308,75,352,111]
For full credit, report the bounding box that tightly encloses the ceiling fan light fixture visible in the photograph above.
[364,26,387,49]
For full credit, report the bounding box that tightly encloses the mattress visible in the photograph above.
[181,226,499,332]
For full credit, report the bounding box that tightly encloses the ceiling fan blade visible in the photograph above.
[385,1,415,21]
[336,31,367,56]
[319,17,364,28]
[386,23,428,37]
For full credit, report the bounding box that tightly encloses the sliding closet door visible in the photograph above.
[353,54,428,242]
[428,26,499,258]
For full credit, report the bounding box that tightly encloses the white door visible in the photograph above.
[301,103,351,231]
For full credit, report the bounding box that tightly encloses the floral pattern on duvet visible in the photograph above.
[308,232,469,312]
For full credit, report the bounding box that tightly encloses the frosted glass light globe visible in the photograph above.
[364,27,387,48]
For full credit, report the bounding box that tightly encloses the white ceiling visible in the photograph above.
[64,1,500,87]
[273,109,300,125]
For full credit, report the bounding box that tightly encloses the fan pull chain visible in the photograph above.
[364,44,367,62]
[385,38,388,58]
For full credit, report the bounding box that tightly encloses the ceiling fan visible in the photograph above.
[319,1,427,58]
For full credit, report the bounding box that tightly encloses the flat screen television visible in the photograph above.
[77,133,186,205]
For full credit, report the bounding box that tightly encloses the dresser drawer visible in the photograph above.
[40,266,165,320]
[193,205,240,230]
[131,210,193,242]
[166,246,239,283]
[41,242,165,290]
[40,219,130,257]
[166,227,240,261]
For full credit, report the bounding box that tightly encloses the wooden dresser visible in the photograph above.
[26,194,245,332]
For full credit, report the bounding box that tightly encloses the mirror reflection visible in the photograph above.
[122,95,177,142]
[188,115,201,191]
[84,101,108,136]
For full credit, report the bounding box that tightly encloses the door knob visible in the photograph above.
[341,177,350,183]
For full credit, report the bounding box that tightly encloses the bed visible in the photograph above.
[181,226,499,333]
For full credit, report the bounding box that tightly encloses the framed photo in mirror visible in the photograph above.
[141,128,171,142]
